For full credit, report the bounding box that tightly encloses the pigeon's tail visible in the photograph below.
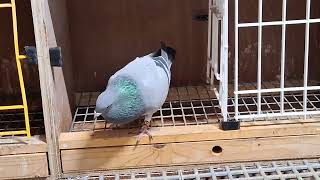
[160,41,176,63]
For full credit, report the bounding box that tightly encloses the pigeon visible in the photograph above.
[94,42,176,142]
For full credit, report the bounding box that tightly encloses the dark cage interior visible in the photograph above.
[66,0,209,92]
[0,0,320,134]
[0,0,44,135]
[65,0,320,131]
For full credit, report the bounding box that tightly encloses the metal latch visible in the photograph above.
[24,46,63,67]
[192,14,208,21]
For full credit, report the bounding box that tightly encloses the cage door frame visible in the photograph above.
[207,0,229,122]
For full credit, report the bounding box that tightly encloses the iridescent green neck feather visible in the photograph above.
[106,76,145,124]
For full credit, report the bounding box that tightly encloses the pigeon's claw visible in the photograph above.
[136,122,153,144]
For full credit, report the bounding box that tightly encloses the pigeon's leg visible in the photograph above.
[136,114,153,143]
[92,117,98,131]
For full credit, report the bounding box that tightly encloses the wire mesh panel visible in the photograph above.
[208,0,320,121]
[234,0,320,120]
[71,86,220,131]
[61,159,320,180]
[70,84,320,131]
[0,111,44,135]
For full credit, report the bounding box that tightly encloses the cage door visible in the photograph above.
[207,0,229,122]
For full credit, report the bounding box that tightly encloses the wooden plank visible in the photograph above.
[61,134,320,172]
[59,121,320,149]
[30,0,62,178]
[0,136,47,156]
[0,153,48,179]
[196,86,210,99]
[67,0,208,92]
[46,0,73,133]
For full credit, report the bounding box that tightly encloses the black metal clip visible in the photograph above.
[220,119,240,131]
[192,14,208,21]
[24,46,63,67]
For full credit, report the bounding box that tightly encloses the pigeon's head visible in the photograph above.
[94,90,115,119]
[163,44,176,63]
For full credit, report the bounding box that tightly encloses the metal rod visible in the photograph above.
[303,0,311,119]
[235,0,239,120]
[0,105,24,111]
[237,110,320,120]
[207,0,212,84]
[212,3,219,82]
[19,55,27,59]
[280,0,287,114]
[238,18,320,27]
[257,0,263,115]
[211,7,219,85]
[11,0,31,137]
[235,86,320,94]
[0,3,12,8]
[221,0,228,121]
[0,130,27,136]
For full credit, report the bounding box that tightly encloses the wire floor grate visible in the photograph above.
[62,158,320,180]
[0,110,45,135]
[71,83,320,132]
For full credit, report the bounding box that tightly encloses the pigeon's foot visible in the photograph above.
[136,121,153,144]
[109,123,120,129]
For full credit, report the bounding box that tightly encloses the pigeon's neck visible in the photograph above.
[152,56,172,84]
[106,77,145,123]
[95,90,115,113]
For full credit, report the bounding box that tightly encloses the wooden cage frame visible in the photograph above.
[44,0,320,178]
[1,0,320,179]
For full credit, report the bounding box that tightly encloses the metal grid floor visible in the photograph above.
[62,158,320,180]
[71,83,320,132]
[0,110,45,136]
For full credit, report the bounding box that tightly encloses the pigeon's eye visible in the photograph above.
[105,105,112,112]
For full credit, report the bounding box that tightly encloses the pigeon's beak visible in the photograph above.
[94,110,102,119]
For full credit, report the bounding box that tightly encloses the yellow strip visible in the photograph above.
[11,0,31,138]
[0,3,12,8]
[0,130,27,136]
[18,55,27,59]
[0,105,24,111]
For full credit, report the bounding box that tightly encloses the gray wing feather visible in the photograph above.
[114,55,170,114]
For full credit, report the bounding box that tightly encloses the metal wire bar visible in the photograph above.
[303,0,311,120]
[186,88,198,125]
[221,0,228,122]
[207,0,213,84]
[280,0,287,114]
[235,0,239,121]
[257,0,263,115]
[71,89,320,131]
[238,18,320,27]
[0,105,24,111]
[0,3,12,8]
[61,159,320,180]
[236,86,320,95]
[195,87,209,122]
[0,111,44,137]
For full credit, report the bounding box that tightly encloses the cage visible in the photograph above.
[0,0,49,179]
[1,0,320,179]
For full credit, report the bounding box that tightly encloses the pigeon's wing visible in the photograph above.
[115,55,170,114]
